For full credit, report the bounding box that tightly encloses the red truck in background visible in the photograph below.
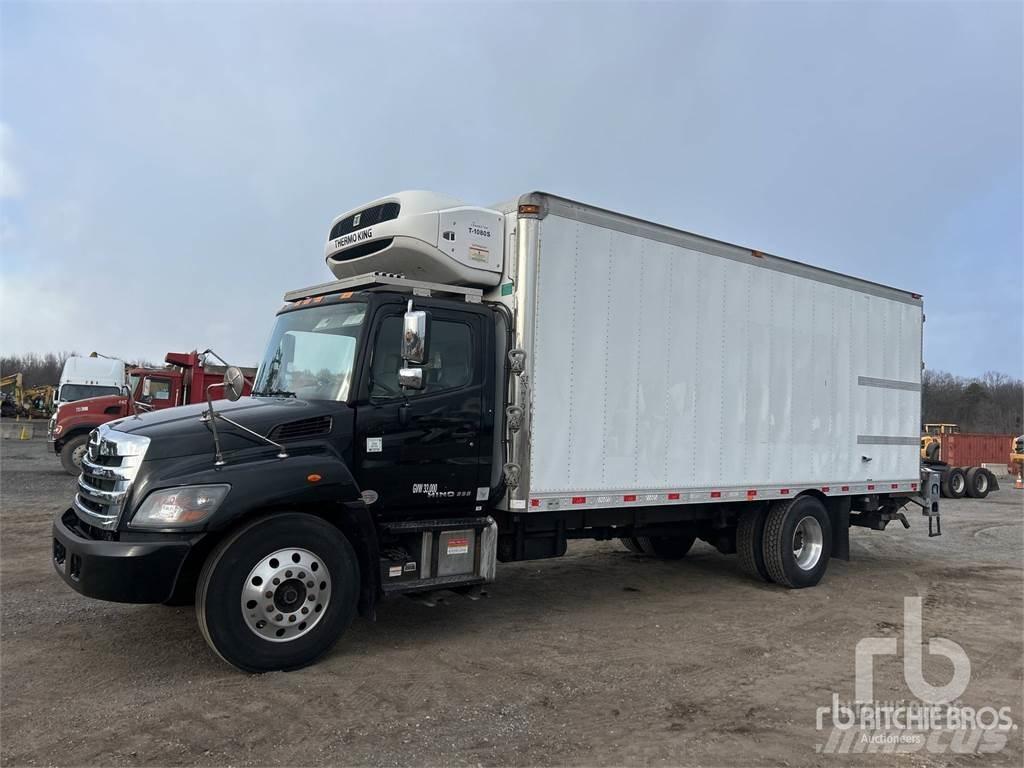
[49,351,256,475]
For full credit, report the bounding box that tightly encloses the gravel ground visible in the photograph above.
[1,435,1021,767]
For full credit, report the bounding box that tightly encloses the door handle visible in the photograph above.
[452,428,475,440]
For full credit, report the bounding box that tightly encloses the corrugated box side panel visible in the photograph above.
[528,215,921,494]
[943,433,1015,468]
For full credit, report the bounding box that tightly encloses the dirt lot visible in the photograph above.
[1,434,1021,767]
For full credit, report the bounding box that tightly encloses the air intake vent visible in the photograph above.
[268,415,333,442]
[328,238,393,262]
[329,202,400,241]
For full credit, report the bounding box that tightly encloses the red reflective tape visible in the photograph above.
[746,490,757,498]
[571,496,586,505]
[780,488,790,495]
[623,494,637,502]
[667,492,681,500]
[911,483,918,491]
[530,499,540,508]
[891,483,898,489]
[710,491,721,499]
[867,484,875,491]
[821,486,830,493]
[841,485,849,491]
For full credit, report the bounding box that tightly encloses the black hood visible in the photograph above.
[108,397,349,461]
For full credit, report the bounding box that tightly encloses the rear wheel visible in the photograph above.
[736,507,772,582]
[763,495,832,588]
[941,467,967,499]
[636,531,697,559]
[60,435,89,476]
[619,538,644,553]
[965,467,991,499]
[196,513,359,673]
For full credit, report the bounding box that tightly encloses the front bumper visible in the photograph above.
[52,508,198,604]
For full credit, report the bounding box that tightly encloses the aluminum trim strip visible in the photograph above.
[857,435,921,446]
[525,479,921,511]
[857,376,921,392]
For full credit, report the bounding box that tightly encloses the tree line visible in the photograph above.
[922,370,1022,435]
[1,352,1020,435]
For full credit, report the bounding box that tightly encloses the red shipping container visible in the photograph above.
[939,433,1015,468]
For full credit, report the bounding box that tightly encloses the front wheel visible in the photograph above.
[196,513,360,672]
[60,435,89,475]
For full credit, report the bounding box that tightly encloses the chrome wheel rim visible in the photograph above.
[952,474,965,494]
[792,515,823,571]
[241,548,330,643]
[975,474,988,493]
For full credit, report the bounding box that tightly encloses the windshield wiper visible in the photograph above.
[253,389,297,398]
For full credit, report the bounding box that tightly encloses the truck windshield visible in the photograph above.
[59,384,121,402]
[252,302,366,401]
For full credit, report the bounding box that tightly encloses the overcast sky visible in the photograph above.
[1,1,1020,378]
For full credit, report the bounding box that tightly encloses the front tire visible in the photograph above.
[60,435,89,476]
[196,513,359,673]
[763,496,832,588]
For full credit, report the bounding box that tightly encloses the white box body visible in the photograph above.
[500,195,923,509]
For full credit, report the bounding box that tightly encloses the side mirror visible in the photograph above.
[223,366,246,401]
[399,367,424,390]
[402,309,428,365]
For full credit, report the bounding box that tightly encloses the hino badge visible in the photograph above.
[52,191,941,672]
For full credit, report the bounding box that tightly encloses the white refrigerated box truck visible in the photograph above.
[53,189,941,671]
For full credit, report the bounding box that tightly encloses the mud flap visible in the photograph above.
[827,496,851,561]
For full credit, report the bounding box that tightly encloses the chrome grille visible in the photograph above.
[73,424,150,531]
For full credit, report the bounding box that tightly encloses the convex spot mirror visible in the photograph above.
[223,366,246,401]
[402,309,428,365]
[398,367,424,390]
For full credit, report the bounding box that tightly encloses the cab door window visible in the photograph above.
[141,377,172,404]
[370,315,473,399]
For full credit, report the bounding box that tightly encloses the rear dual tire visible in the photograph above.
[941,467,967,499]
[761,496,832,588]
[737,507,773,582]
[965,467,991,499]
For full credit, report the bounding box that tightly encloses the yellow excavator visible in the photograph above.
[22,384,55,418]
[920,423,960,461]
[1010,435,1024,479]
[1,373,24,418]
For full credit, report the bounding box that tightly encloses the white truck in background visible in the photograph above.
[53,355,126,410]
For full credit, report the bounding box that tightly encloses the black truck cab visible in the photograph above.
[53,283,510,671]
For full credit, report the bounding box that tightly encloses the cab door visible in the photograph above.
[354,305,484,514]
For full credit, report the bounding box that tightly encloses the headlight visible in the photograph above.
[130,485,230,528]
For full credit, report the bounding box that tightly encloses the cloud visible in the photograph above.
[0,122,23,198]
